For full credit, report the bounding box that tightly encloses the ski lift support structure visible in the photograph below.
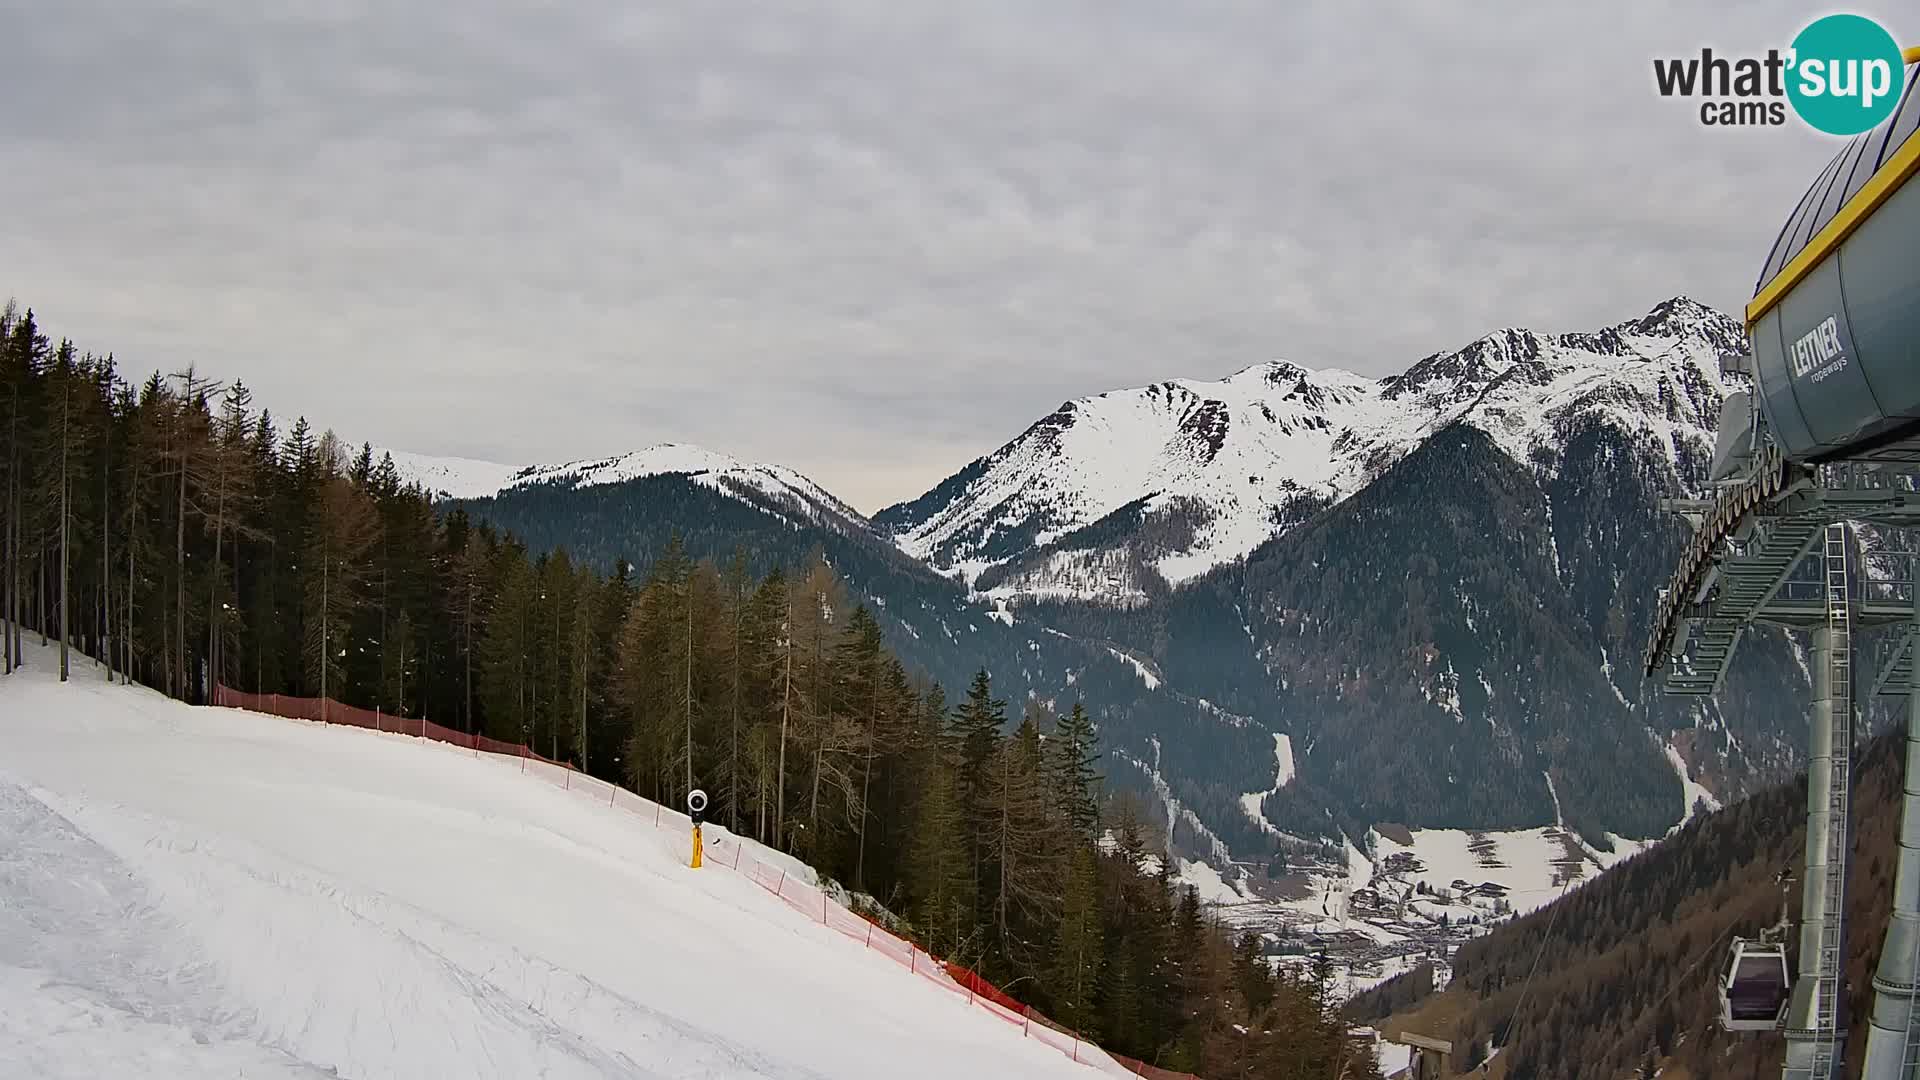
[1646,46,1920,1080]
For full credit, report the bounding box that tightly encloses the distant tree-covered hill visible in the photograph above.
[1398,730,1910,1079]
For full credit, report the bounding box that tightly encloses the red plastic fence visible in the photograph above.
[210,685,1200,1080]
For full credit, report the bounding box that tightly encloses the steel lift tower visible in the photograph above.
[1647,49,1920,1080]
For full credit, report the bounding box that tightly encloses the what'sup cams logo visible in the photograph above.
[1654,14,1909,134]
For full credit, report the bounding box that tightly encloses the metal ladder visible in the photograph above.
[1811,522,1853,1080]
[1905,561,1920,1075]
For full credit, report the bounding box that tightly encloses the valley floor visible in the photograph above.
[0,643,1116,1079]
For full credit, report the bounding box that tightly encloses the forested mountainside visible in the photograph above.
[1389,730,1910,1080]
[969,299,1814,847]
[444,450,1289,862]
[1010,414,1810,846]
[0,302,1371,1076]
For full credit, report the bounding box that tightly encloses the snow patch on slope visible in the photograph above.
[377,449,530,501]
[1107,648,1161,690]
[1237,734,1294,837]
[1663,739,1723,827]
[1173,858,1247,905]
[1272,733,1296,788]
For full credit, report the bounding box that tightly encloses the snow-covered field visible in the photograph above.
[0,645,1119,1079]
[1367,824,1648,918]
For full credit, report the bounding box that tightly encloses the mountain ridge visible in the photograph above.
[382,295,1790,870]
[871,295,1745,605]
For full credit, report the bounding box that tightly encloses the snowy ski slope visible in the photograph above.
[0,644,1119,1079]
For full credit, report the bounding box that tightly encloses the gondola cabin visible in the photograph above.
[1720,940,1791,1032]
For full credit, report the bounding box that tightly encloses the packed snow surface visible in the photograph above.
[0,647,1116,1079]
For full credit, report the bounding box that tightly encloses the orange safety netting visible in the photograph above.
[210,685,1203,1080]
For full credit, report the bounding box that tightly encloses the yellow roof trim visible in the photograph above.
[1747,121,1920,328]
[1907,46,1920,65]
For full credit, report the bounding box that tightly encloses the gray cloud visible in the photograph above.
[0,0,1891,509]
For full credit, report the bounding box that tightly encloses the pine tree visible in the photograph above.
[908,710,974,959]
[1047,844,1104,1032]
[1,306,47,673]
[586,556,633,778]
[793,555,849,859]
[268,415,319,694]
[951,668,1006,925]
[535,548,579,761]
[204,380,261,691]
[37,340,81,680]
[766,567,798,846]
[162,367,218,701]
[979,713,1064,977]
[1234,930,1275,1020]
[481,544,535,742]
[93,357,126,682]
[953,669,1006,800]
[302,437,378,709]
[1050,702,1102,840]
[722,548,750,831]
[1164,884,1214,1070]
[448,519,491,732]
[569,567,594,769]
[613,537,699,799]
[836,604,886,889]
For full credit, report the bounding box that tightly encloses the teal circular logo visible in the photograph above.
[1786,15,1907,135]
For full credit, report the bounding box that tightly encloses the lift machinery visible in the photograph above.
[1647,48,1920,1080]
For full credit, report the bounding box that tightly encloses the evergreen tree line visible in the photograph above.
[0,304,1371,1077]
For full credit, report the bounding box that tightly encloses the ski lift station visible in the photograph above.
[1647,47,1920,1080]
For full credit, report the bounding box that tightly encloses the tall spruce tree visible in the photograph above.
[302,433,378,708]
[1050,702,1102,840]
[1047,844,1104,1032]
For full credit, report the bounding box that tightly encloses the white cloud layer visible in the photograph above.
[0,0,1890,509]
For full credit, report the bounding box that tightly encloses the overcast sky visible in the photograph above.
[3,1,1895,510]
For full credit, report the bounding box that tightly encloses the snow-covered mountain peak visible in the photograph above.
[535,442,750,483]
[521,444,870,527]
[1222,360,1311,388]
[1626,294,1743,344]
[385,442,869,530]
[878,298,1744,601]
[376,449,533,501]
